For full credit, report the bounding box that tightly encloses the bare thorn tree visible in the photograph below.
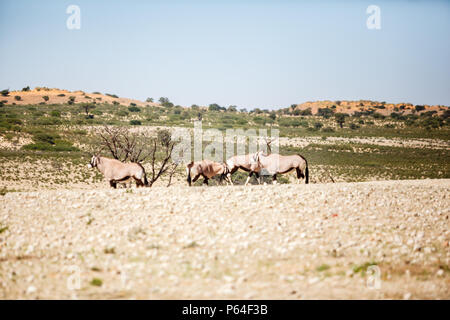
[147,129,176,187]
[98,126,128,160]
[97,126,176,187]
[166,161,180,187]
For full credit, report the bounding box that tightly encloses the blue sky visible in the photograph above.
[0,0,449,109]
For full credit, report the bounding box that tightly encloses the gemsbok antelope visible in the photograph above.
[186,160,231,186]
[226,154,262,186]
[249,151,309,184]
[88,155,149,188]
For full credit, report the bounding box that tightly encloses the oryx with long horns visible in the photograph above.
[88,155,149,188]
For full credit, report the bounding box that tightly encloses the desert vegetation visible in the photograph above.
[0,88,448,299]
[0,88,449,191]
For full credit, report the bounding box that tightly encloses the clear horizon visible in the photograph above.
[0,0,449,110]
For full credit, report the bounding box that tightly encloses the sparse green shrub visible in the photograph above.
[33,117,62,125]
[316,264,330,272]
[43,95,49,102]
[420,111,437,118]
[390,112,405,120]
[236,118,247,125]
[253,116,266,125]
[373,112,385,119]
[335,113,347,128]
[90,278,103,286]
[422,117,442,129]
[50,110,61,117]
[181,111,190,120]
[415,105,425,112]
[263,112,273,121]
[68,96,76,105]
[278,118,306,127]
[73,129,87,135]
[116,110,128,117]
[442,109,450,120]
[3,117,23,126]
[209,103,225,112]
[350,123,360,130]
[1,89,9,96]
[14,96,21,101]
[300,108,312,116]
[80,103,95,117]
[149,113,161,121]
[33,132,59,144]
[128,106,141,112]
[130,120,142,125]
[317,107,334,118]
[168,114,181,121]
[353,262,378,275]
[22,86,30,92]
[322,127,334,132]
[159,98,174,108]
[23,140,78,151]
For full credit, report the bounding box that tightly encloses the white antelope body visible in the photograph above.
[186,160,231,186]
[250,151,309,184]
[226,154,263,185]
[88,155,148,188]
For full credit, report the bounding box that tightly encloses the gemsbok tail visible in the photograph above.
[305,165,309,184]
[298,154,309,184]
[136,162,149,187]
[143,172,149,187]
[186,161,194,186]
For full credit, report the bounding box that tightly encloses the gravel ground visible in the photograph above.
[0,179,449,299]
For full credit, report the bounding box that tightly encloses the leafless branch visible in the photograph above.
[166,161,179,187]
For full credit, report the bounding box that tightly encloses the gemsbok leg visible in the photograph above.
[192,174,201,185]
[133,177,144,187]
[296,167,306,184]
[245,171,262,186]
[272,174,277,185]
[255,172,262,184]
